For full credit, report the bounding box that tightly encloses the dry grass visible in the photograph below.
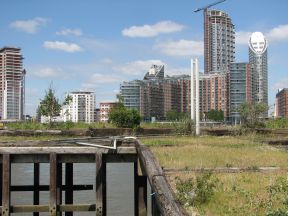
[140,135,288,215]
[141,136,288,169]
[167,171,288,216]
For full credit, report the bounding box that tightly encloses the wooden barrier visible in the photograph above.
[0,138,186,215]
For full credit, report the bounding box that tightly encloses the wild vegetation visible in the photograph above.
[141,136,288,215]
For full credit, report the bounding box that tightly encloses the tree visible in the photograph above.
[166,110,188,121]
[38,86,61,126]
[238,102,268,128]
[206,109,224,121]
[109,106,141,128]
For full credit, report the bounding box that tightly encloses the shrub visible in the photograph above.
[176,172,218,207]
[109,107,141,128]
[173,117,195,135]
[266,118,288,129]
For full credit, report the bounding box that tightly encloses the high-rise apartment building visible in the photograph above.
[204,10,235,74]
[120,65,191,121]
[198,72,230,118]
[229,62,252,123]
[249,32,268,110]
[120,80,143,110]
[62,91,95,123]
[275,88,288,118]
[0,47,25,120]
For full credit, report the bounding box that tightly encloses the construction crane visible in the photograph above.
[194,0,226,12]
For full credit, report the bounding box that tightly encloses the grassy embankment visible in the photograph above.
[140,135,288,215]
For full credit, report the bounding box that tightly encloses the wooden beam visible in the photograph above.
[105,154,137,163]
[65,163,73,216]
[57,163,62,216]
[12,205,49,212]
[135,141,188,216]
[0,161,2,209]
[2,154,11,216]
[137,176,147,216]
[0,147,136,155]
[11,204,96,213]
[134,161,139,216]
[11,184,93,191]
[50,153,57,216]
[95,154,103,215]
[33,163,40,216]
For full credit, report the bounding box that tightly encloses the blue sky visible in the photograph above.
[1,0,288,115]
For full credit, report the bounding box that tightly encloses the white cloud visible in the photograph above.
[56,28,82,36]
[122,21,185,38]
[236,24,288,45]
[113,60,165,75]
[155,39,203,57]
[10,17,48,34]
[267,24,288,42]
[29,67,64,79]
[43,41,82,52]
[78,38,107,51]
[82,73,122,90]
[235,31,252,45]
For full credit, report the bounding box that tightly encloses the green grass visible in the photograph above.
[6,121,114,130]
[141,136,288,169]
[141,135,288,215]
[168,171,288,216]
[0,135,72,141]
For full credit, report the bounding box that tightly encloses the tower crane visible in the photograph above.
[194,0,226,13]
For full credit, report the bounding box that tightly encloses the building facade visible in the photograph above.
[99,102,117,122]
[0,47,25,120]
[249,32,268,109]
[276,88,288,118]
[197,72,229,118]
[229,62,252,123]
[120,80,143,111]
[204,10,235,74]
[62,91,95,123]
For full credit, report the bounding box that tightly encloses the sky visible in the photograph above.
[1,0,288,115]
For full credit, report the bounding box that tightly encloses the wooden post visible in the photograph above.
[57,163,62,216]
[137,176,147,216]
[65,163,73,216]
[96,154,105,216]
[2,154,10,216]
[50,153,57,216]
[134,161,139,216]
[0,161,3,210]
[33,163,40,216]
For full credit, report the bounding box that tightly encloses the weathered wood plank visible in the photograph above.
[11,204,96,212]
[0,147,136,155]
[2,154,10,216]
[105,154,137,163]
[57,163,62,216]
[33,163,40,216]
[60,204,96,212]
[137,176,147,215]
[65,163,73,216]
[134,161,139,216]
[11,184,93,191]
[135,140,188,216]
[50,153,57,216]
[12,205,49,212]
[0,162,2,208]
[95,153,103,215]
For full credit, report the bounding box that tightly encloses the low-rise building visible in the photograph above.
[100,102,117,122]
[276,88,288,118]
